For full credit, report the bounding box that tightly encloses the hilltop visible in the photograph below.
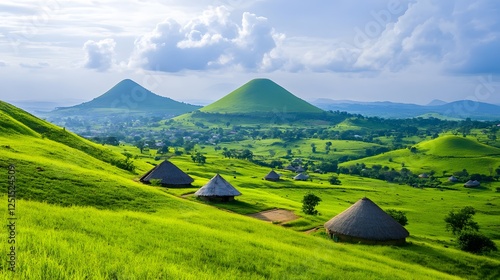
[49,79,200,117]
[344,135,500,175]
[200,78,323,114]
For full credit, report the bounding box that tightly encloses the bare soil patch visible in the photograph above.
[248,209,298,224]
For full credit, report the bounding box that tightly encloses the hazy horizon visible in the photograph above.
[1,1,499,106]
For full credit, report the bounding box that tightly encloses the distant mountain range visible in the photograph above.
[200,78,323,114]
[48,79,200,117]
[312,98,500,120]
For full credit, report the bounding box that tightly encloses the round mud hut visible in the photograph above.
[195,174,242,202]
[448,176,458,182]
[264,170,281,181]
[140,160,194,187]
[324,197,409,245]
[295,166,306,173]
[293,173,309,181]
[464,180,480,188]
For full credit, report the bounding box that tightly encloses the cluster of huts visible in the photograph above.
[141,160,410,245]
[140,160,241,202]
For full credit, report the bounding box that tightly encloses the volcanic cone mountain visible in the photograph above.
[200,78,323,114]
[51,79,200,116]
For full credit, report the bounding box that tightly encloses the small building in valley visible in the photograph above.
[293,173,309,181]
[448,176,458,182]
[140,160,194,187]
[464,180,480,188]
[264,170,281,181]
[195,174,242,202]
[324,197,409,245]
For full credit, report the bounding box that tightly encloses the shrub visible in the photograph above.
[386,209,408,226]
[457,231,497,254]
[328,175,341,185]
[444,206,479,235]
[302,193,321,215]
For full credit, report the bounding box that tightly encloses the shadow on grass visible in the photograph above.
[198,199,273,215]
[388,236,500,280]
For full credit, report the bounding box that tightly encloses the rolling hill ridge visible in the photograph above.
[200,78,323,114]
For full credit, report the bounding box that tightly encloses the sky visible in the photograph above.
[1,0,500,107]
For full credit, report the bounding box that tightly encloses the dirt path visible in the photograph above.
[304,227,321,234]
[247,209,298,224]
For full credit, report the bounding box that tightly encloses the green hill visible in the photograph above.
[417,135,500,157]
[51,79,200,116]
[1,102,499,279]
[200,78,323,114]
[344,135,500,175]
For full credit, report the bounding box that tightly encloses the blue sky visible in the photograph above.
[0,0,499,106]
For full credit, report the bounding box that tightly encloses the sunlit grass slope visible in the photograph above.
[0,100,136,168]
[0,197,483,280]
[344,135,500,174]
[200,78,323,114]
[417,135,500,157]
[1,102,499,279]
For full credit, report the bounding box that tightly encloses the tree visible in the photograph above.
[135,140,145,153]
[183,141,195,152]
[191,152,206,164]
[302,192,321,215]
[328,175,341,185]
[444,206,479,235]
[386,209,408,226]
[325,141,332,154]
[457,231,497,254]
[311,143,317,153]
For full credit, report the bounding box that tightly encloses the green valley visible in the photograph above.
[1,77,500,279]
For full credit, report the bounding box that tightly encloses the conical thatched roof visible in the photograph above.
[293,173,309,181]
[295,166,306,173]
[285,165,296,171]
[324,197,409,241]
[195,174,242,197]
[464,180,480,187]
[140,160,193,185]
[264,170,281,181]
[448,176,458,182]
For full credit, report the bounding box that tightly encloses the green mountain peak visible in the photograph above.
[200,78,323,114]
[54,79,200,114]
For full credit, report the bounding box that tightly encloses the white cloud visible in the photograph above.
[130,6,282,72]
[19,62,49,69]
[83,38,116,71]
[0,61,6,67]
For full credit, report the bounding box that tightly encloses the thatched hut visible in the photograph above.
[284,165,296,171]
[140,160,193,187]
[464,180,480,188]
[448,176,458,182]
[264,170,281,181]
[418,173,429,178]
[293,173,309,181]
[324,197,409,245]
[195,174,241,202]
[295,166,306,173]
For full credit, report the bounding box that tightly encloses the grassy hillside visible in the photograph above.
[0,100,141,172]
[344,135,500,175]
[1,103,499,279]
[417,135,500,157]
[200,78,323,114]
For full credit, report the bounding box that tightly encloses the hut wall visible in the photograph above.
[326,230,406,245]
[198,196,235,202]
